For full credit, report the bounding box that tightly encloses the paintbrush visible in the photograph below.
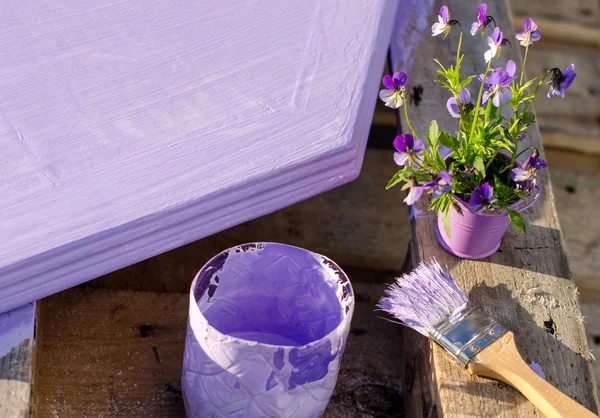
[378,260,597,418]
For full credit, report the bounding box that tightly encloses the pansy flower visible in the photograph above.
[484,27,504,63]
[481,60,516,107]
[511,151,547,183]
[470,4,492,36]
[547,64,576,99]
[403,178,426,206]
[468,182,496,214]
[427,171,452,198]
[379,72,407,109]
[393,134,425,167]
[515,18,541,47]
[431,6,453,38]
[447,88,471,118]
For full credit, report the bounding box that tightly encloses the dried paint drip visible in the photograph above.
[182,243,354,418]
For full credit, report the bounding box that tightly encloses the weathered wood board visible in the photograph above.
[581,303,600,387]
[545,149,600,304]
[0,303,35,418]
[0,0,397,314]
[33,270,404,417]
[389,0,600,415]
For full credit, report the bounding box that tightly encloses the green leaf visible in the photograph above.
[507,209,526,234]
[439,132,459,151]
[442,208,451,238]
[521,111,536,124]
[473,157,485,176]
[427,120,439,148]
[386,172,404,189]
[484,100,496,125]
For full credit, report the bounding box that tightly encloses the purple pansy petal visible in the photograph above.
[497,87,512,104]
[393,152,409,166]
[523,18,533,32]
[439,6,450,24]
[447,97,460,118]
[438,171,452,184]
[531,30,541,42]
[491,27,503,45]
[458,88,471,103]
[412,139,425,152]
[393,135,407,152]
[511,167,531,182]
[561,64,576,90]
[382,75,395,90]
[468,182,495,213]
[395,72,408,87]
[481,91,490,105]
[506,60,516,77]
[476,3,487,23]
[403,133,415,149]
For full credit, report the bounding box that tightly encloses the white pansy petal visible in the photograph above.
[379,89,394,102]
[431,22,446,36]
[484,49,493,63]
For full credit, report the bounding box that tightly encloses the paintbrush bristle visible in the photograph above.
[378,259,468,336]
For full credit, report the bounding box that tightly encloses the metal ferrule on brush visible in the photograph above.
[429,303,507,365]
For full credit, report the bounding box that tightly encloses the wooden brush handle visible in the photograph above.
[468,332,597,418]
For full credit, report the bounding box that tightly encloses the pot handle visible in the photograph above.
[516,185,541,213]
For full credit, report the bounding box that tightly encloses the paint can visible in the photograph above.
[182,243,354,418]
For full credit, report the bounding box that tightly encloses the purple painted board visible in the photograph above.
[0,1,397,313]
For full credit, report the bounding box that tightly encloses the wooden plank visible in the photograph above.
[581,303,600,386]
[0,0,398,314]
[88,147,412,293]
[389,0,600,415]
[33,269,405,417]
[0,303,36,418]
[512,16,600,49]
[511,0,600,29]
[545,149,600,303]
[524,46,600,153]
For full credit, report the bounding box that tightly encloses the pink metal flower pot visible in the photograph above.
[436,191,540,259]
[182,243,354,418]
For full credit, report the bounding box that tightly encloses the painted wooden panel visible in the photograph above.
[0,1,397,312]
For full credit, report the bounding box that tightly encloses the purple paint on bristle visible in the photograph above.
[377,259,468,336]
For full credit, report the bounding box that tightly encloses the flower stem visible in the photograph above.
[455,31,463,142]
[468,59,493,142]
[522,71,550,114]
[403,96,418,139]
[456,31,463,67]
[519,45,529,86]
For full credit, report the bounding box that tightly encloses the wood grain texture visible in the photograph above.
[545,149,600,304]
[469,332,597,418]
[33,271,405,417]
[580,303,600,396]
[389,0,600,415]
[0,0,398,314]
[0,303,36,418]
[525,47,600,153]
